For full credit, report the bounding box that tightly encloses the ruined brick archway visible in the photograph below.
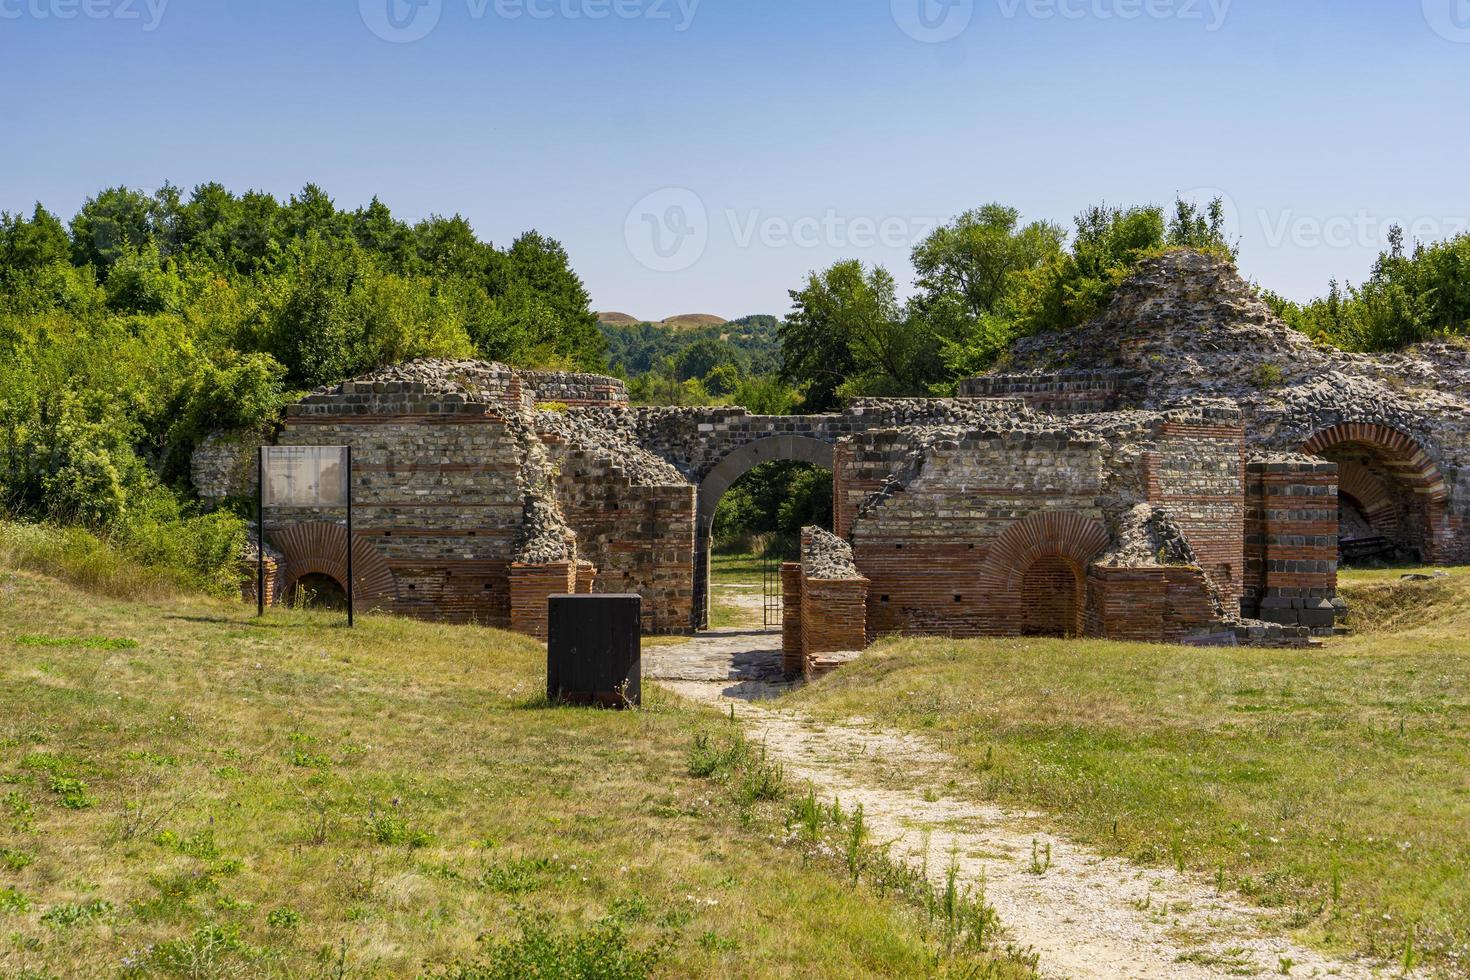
[269,522,398,611]
[976,512,1110,637]
[692,436,836,630]
[1300,423,1451,561]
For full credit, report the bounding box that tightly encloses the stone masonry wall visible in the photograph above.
[1244,457,1341,630]
[522,372,630,408]
[851,430,1108,638]
[1143,414,1246,609]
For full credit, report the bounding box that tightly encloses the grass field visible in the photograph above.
[0,546,1034,978]
[787,569,1470,972]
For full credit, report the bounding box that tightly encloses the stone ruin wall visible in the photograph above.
[981,249,1470,569]
[840,405,1244,644]
[197,241,1470,650]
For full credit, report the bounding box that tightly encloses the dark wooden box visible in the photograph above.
[547,594,642,707]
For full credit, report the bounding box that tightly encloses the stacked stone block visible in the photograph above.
[1244,458,1341,631]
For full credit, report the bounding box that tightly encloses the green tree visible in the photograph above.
[911,204,1065,320]
[0,205,70,274]
[69,186,159,272]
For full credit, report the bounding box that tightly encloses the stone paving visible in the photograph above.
[643,626,791,701]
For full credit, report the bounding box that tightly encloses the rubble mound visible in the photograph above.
[515,496,576,564]
[535,408,685,486]
[1097,504,1199,568]
[802,527,861,581]
[320,359,519,398]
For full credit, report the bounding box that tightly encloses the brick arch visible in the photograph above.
[691,436,835,630]
[1335,461,1397,534]
[268,522,397,610]
[1300,422,1451,559]
[695,436,836,534]
[977,512,1111,637]
[1300,423,1448,501]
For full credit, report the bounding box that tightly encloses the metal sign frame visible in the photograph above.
[257,446,354,627]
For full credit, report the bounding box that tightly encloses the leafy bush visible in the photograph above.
[432,913,672,980]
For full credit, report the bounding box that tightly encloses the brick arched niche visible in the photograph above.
[268,521,398,611]
[976,512,1110,638]
[692,436,835,630]
[1300,423,1450,562]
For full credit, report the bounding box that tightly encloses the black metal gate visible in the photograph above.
[761,537,798,628]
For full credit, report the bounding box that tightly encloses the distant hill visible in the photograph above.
[598,312,731,331]
[661,313,728,330]
[600,314,782,378]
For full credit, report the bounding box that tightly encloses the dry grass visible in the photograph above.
[787,570,1470,972]
[0,562,1027,978]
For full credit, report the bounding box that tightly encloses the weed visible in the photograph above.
[126,925,250,978]
[40,900,112,929]
[0,849,32,872]
[3,791,33,831]
[267,906,302,929]
[1028,839,1052,876]
[789,788,823,843]
[430,912,673,980]
[0,887,29,914]
[1253,364,1285,388]
[48,775,95,810]
[365,809,433,849]
[845,803,866,882]
[477,856,556,895]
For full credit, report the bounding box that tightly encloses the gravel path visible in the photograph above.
[650,629,1416,980]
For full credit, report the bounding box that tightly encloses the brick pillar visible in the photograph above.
[574,561,597,595]
[800,576,869,681]
[780,563,803,677]
[510,562,577,640]
[1248,459,1340,630]
[242,556,280,607]
[832,442,852,539]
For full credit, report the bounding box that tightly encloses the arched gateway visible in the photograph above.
[692,435,836,629]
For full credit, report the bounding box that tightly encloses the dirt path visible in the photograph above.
[649,628,1410,980]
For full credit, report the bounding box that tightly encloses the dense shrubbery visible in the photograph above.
[779,198,1236,409]
[1265,227,1470,352]
[0,183,604,589]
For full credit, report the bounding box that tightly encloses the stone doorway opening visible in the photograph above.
[290,572,349,611]
[702,454,834,632]
[1019,555,1085,638]
[1301,423,1450,565]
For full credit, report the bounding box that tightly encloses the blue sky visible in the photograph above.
[2,0,1468,319]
